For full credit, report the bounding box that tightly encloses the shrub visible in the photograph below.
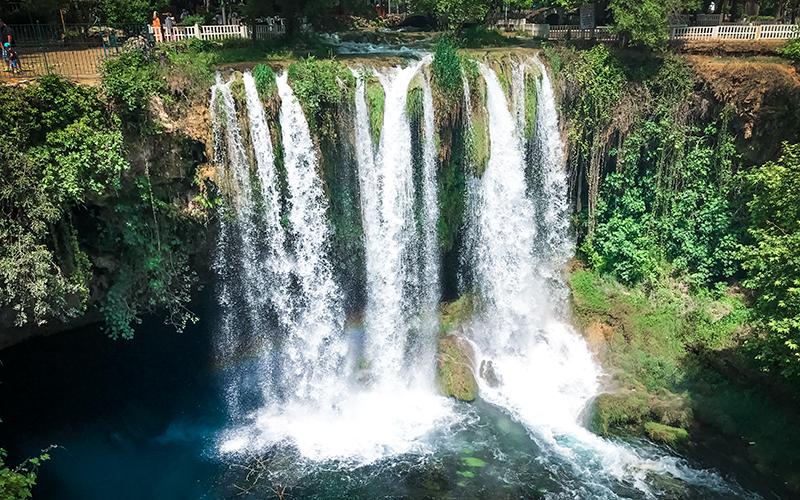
[778,39,800,64]
[252,64,277,100]
[101,48,164,125]
[741,142,800,380]
[431,38,464,108]
[287,57,354,139]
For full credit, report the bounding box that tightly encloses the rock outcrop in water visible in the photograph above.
[436,333,477,402]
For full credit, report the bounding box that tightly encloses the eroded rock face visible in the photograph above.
[437,334,477,402]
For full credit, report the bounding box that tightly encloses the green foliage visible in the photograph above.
[366,76,385,145]
[778,39,800,63]
[437,335,477,401]
[564,45,625,140]
[0,77,126,327]
[571,52,738,288]
[644,421,689,445]
[410,0,491,29]
[610,0,698,50]
[252,64,277,100]
[571,267,800,487]
[287,57,355,139]
[741,143,800,380]
[437,152,466,251]
[0,447,51,500]
[98,176,199,339]
[407,86,424,123]
[440,294,475,335]
[179,14,207,26]
[0,74,199,338]
[99,0,167,26]
[431,38,465,109]
[101,48,164,126]
[457,27,515,49]
[591,392,650,436]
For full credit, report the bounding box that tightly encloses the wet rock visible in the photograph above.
[644,421,690,446]
[479,359,501,387]
[437,334,477,402]
[589,392,650,436]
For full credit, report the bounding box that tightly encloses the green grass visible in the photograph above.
[571,266,800,492]
[252,64,277,100]
[366,76,385,145]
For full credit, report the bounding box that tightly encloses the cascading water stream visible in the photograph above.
[211,74,271,417]
[357,60,439,387]
[464,61,748,498]
[217,65,456,464]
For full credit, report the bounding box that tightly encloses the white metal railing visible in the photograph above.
[538,23,799,41]
[149,21,286,42]
[670,23,800,40]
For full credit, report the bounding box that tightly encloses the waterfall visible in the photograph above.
[274,72,347,403]
[463,61,742,498]
[211,75,271,417]
[216,65,455,464]
[531,58,573,301]
[511,61,527,132]
[242,72,294,333]
[356,60,439,387]
[417,72,441,384]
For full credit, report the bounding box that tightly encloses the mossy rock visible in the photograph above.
[467,76,490,177]
[437,334,477,402]
[590,392,650,436]
[644,421,689,446]
[523,70,539,142]
[440,294,475,336]
[366,75,384,145]
[650,391,693,429]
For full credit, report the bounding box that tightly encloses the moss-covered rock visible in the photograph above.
[440,294,475,335]
[437,334,477,402]
[287,57,355,141]
[644,421,689,446]
[523,69,539,142]
[467,75,490,177]
[366,75,384,145]
[589,392,650,436]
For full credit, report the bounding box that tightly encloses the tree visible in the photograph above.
[741,143,800,380]
[409,0,492,28]
[98,0,167,26]
[0,447,52,500]
[610,0,699,50]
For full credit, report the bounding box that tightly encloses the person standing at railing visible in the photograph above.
[0,19,13,48]
[164,13,175,41]
[152,11,163,42]
[4,43,20,74]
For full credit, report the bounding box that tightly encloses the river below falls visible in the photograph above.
[0,293,783,500]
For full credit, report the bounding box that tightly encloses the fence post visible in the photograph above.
[240,25,248,39]
[194,23,201,39]
[754,25,763,40]
[711,26,719,39]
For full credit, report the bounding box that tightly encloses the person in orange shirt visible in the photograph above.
[152,11,162,42]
